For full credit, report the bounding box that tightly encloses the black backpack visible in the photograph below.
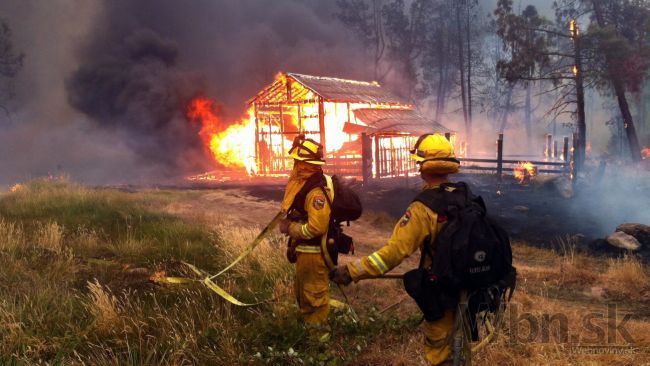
[289,171,362,263]
[403,182,516,322]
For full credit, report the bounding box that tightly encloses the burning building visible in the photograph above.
[247,72,452,181]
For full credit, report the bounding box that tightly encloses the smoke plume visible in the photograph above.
[0,0,369,184]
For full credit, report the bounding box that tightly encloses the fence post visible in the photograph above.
[374,135,381,179]
[545,134,552,158]
[496,133,504,181]
[563,137,569,162]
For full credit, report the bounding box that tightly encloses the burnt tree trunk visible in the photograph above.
[525,81,532,147]
[592,0,642,161]
[455,2,470,147]
[574,30,587,170]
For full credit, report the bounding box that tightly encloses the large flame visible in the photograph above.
[186,73,415,178]
[513,161,537,183]
[187,97,257,175]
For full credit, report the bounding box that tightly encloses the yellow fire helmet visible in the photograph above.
[410,133,460,174]
[288,134,325,165]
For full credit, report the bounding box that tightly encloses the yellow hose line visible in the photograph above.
[210,210,285,279]
[156,211,285,307]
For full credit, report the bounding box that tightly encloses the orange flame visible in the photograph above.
[187,97,257,175]
[9,183,24,193]
[187,73,414,178]
[642,146,650,159]
[513,161,537,183]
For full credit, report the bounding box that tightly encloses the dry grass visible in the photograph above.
[602,256,650,299]
[86,279,122,333]
[1,179,649,365]
[0,219,24,253]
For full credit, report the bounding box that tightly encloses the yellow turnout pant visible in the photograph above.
[423,309,455,365]
[294,252,330,326]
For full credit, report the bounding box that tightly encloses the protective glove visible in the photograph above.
[279,219,291,234]
[329,266,352,285]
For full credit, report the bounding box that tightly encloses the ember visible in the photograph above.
[9,183,24,193]
[642,146,650,159]
[513,162,537,183]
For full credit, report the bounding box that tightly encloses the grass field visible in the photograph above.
[1,178,649,365]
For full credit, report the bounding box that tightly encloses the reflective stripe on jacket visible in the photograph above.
[347,184,446,281]
[289,186,331,253]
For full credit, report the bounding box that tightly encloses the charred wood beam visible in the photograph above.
[496,134,503,180]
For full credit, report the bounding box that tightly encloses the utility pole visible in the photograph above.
[570,19,586,172]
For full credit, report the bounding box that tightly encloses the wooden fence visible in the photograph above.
[456,133,574,181]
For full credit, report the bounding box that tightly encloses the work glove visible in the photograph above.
[329,266,352,286]
[279,219,291,235]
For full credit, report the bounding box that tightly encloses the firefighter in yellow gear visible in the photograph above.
[330,133,460,365]
[279,135,332,340]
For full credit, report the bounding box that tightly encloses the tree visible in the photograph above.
[495,2,555,140]
[474,18,517,133]
[336,0,388,81]
[495,0,592,167]
[586,0,650,161]
[418,1,457,125]
[336,0,432,101]
[0,18,24,121]
[453,0,480,151]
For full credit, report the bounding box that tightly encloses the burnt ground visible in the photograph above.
[204,171,650,258]
[232,175,584,245]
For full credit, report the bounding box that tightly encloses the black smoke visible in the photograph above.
[66,28,204,172]
[63,0,369,177]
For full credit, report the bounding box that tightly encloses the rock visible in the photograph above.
[616,223,650,247]
[606,231,641,251]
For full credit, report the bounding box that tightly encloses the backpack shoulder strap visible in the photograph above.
[289,171,325,213]
[413,183,466,214]
[320,174,334,206]
[412,186,447,214]
[319,174,336,270]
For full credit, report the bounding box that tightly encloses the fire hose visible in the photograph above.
[156,210,360,318]
[157,210,285,306]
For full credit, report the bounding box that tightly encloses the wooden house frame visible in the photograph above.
[248,72,452,182]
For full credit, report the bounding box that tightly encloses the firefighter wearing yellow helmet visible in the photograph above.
[330,133,460,365]
[278,134,332,341]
